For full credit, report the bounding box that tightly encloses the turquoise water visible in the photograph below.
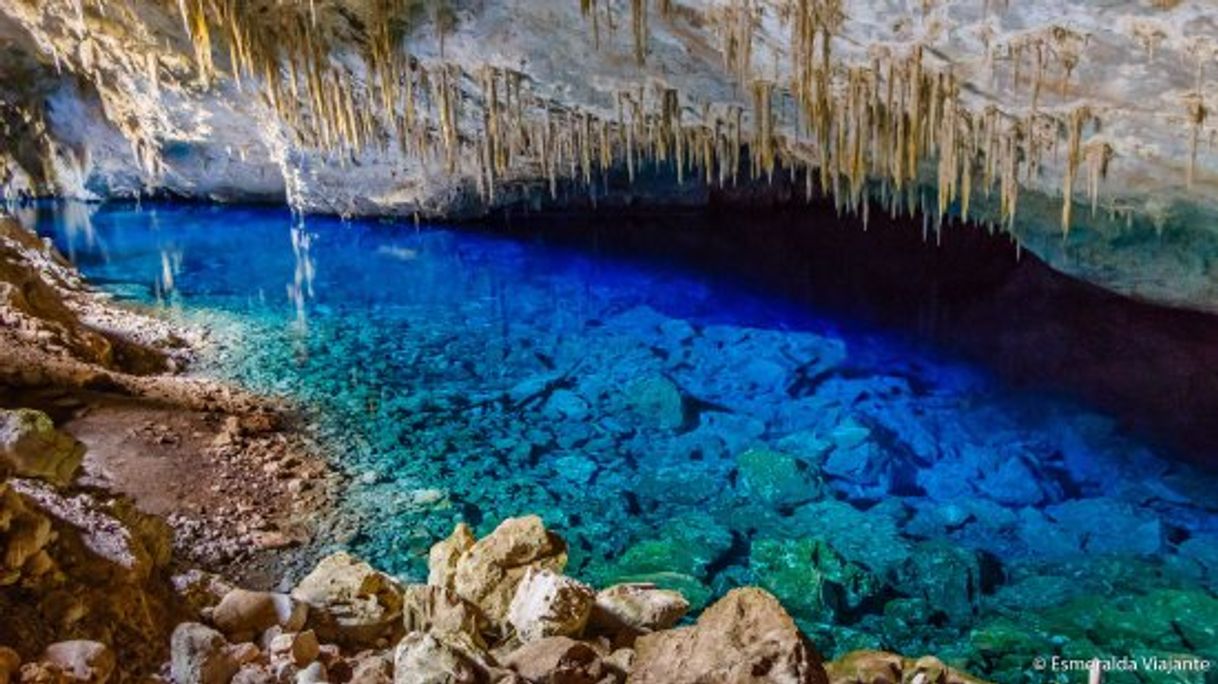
[20,203,1218,682]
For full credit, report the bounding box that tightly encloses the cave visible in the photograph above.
[2,2,1218,684]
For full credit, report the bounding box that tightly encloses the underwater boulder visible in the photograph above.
[776,500,911,577]
[749,537,881,624]
[736,448,824,509]
[625,376,685,430]
[1043,498,1163,556]
[976,456,1046,507]
[892,541,984,627]
[609,514,733,582]
[628,588,829,684]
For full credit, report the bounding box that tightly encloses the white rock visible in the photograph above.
[506,568,595,642]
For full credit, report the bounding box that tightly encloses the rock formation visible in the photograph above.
[2,510,992,683]
[0,1,1217,310]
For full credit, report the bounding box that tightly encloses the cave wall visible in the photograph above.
[0,0,1217,311]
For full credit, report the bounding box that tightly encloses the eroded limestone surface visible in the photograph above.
[1,1,1217,309]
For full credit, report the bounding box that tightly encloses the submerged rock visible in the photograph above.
[749,538,880,624]
[625,376,685,430]
[893,542,984,627]
[629,588,828,684]
[736,448,823,509]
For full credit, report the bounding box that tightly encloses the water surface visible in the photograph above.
[20,202,1218,683]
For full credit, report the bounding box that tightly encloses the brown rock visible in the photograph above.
[589,584,688,638]
[393,632,485,684]
[506,569,595,642]
[0,410,84,486]
[451,517,567,626]
[231,664,277,684]
[823,653,988,684]
[270,631,321,669]
[628,588,828,684]
[213,589,307,641]
[402,585,488,647]
[823,651,903,684]
[0,481,54,587]
[500,637,605,684]
[0,647,20,684]
[16,661,69,684]
[348,652,394,684]
[293,553,404,648]
[428,524,475,591]
[170,623,241,684]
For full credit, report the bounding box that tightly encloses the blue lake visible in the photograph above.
[18,202,1218,683]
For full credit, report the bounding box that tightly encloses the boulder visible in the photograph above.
[824,651,986,684]
[0,480,54,587]
[628,588,828,684]
[170,623,241,684]
[232,664,277,684]
[401,585,487,648]
[976,457,1045,507]
[39,642,115,684]
[295,662,328,684]
[893,542,983,626]
[589,584,689,637]
[213,589,307,641]
[749,538,879,623]
[500,637,605,684]
[0,647,19,684]
[348,652,394,684]
[0,409,84,486]
[293,553,404,648]
[506,568,595,642]
[393,632,484,684]
[1044,498,1163,556]
[736,448,822,509]
[626,377,685,430]
[451,516,567,625]
[428,524,475,591]
[269,631,320,668]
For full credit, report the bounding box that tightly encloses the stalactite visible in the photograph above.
[1186,95,1208,189]
[751,80,775,181]
[1084,139,1113,217]
[632,0,648,65]
[1061,105,1093,235]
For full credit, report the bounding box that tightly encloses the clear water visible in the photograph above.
[20,203,1218,683]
